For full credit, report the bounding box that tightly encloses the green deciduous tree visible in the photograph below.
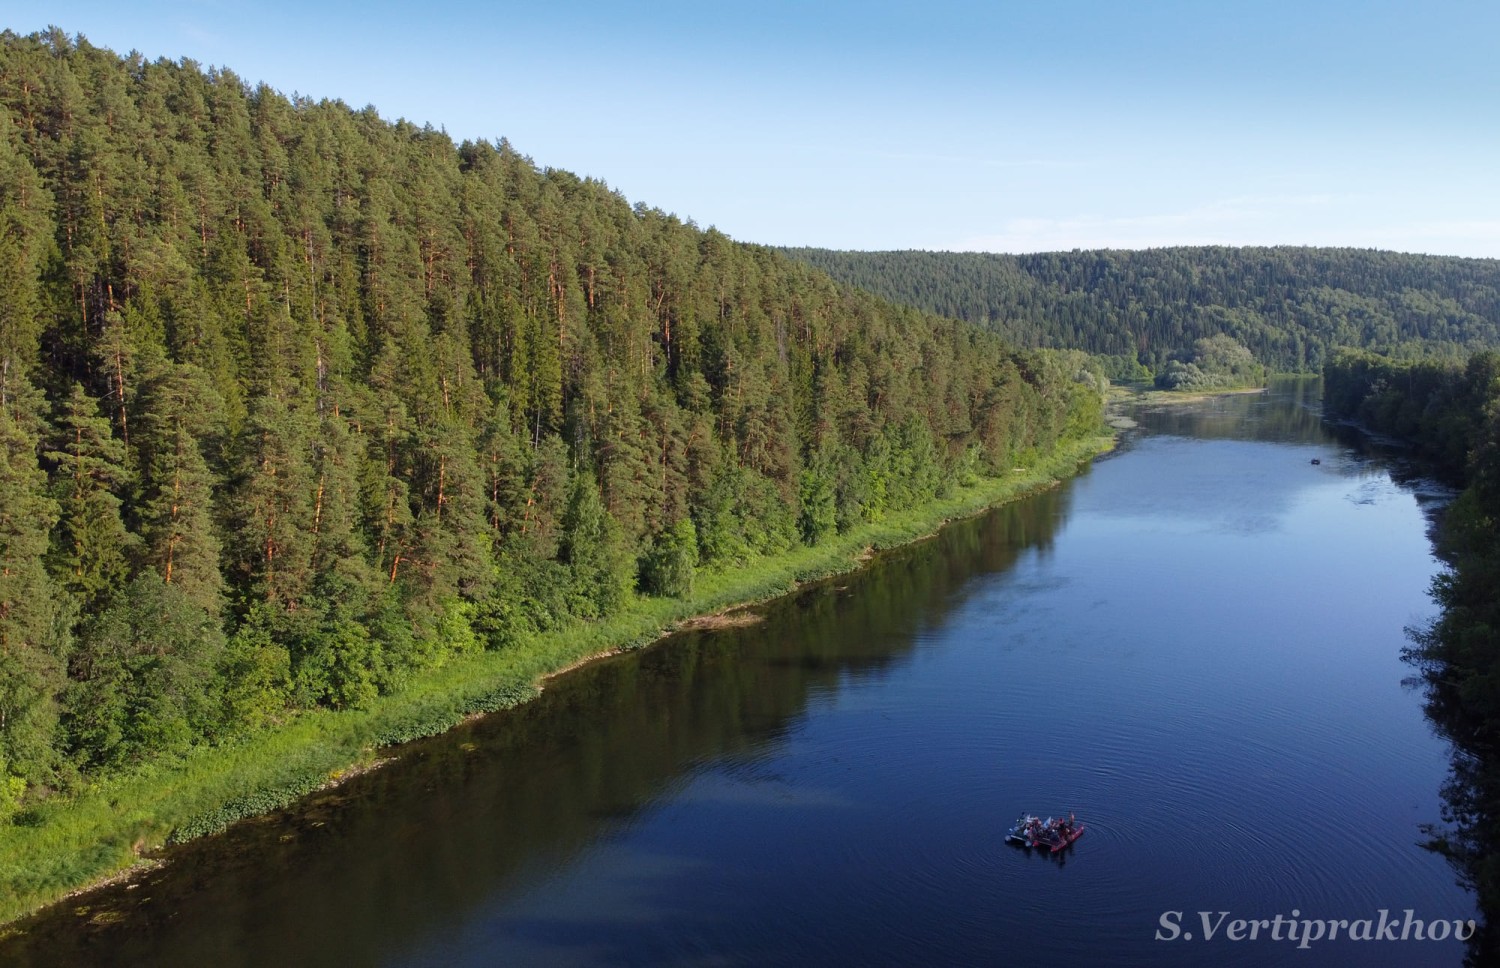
[65,573,225,768]
[640,517,698,598]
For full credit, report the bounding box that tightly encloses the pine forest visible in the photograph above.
[0,30,1104,812]
[785,245,1500,378]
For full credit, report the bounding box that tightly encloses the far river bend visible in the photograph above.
[2,378,1476,967]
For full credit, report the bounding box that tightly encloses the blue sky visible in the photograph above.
[23,2,1500,256]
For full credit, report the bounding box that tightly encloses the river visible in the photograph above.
[3,379,1475,967]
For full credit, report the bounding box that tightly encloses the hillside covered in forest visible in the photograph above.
[784,246,1500,377]
[0,28,1104,822]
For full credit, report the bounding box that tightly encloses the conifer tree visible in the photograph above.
[0,116,52,387]
[227,385,317,611]
[0,31,1113,786]
[0,402,69,788]
[134,360,226,615]
[559,466,631,618]
[45,382,135,611]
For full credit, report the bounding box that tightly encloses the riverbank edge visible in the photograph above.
[1112,383,1270,406]
[0,432,1113,931]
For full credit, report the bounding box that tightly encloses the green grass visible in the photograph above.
[0,433,1112,927]
[1110,383,1269,405]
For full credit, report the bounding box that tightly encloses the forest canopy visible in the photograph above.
[0,29,1102,805]
[785,246,1500,375]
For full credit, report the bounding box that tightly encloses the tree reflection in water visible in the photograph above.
[1407,657,1498,967]
[1406,533,1500,968]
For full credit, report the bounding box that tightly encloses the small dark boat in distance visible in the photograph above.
[1006,813,1085,853]
[1311,458,1321,465]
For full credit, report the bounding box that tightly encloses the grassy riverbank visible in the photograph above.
[1108,383,1270,406]
[0,433,1111,929]
[1136,387,1268,405]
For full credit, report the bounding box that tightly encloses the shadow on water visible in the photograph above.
[1312,375,1490,966]
[1404,543,1500,968]
[9,379,1475,967]
[1134,378,1485,965]
[1410,672,1500,967]
[0,486,1073,968]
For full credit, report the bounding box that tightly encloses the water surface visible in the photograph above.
[4,381,1473,966]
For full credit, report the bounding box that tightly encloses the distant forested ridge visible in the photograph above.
[0,30,1103,810]
[785,246,1500,375]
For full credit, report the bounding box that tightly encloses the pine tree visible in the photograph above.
[308,399,377,596]
[596,388,653,543]
[134,360,226,615]
[227,385,316,612]
[0,402,70,788]
[476,393,528,543]
[797,449,838,546]
[405,332,493,611]
[44,382,136,612]
[0,32,1118,789]
[0,115,52,388]
[362,346,416,591]
[558,466,631,619]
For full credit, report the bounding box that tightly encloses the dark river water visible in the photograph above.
[4,380,1476,967]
